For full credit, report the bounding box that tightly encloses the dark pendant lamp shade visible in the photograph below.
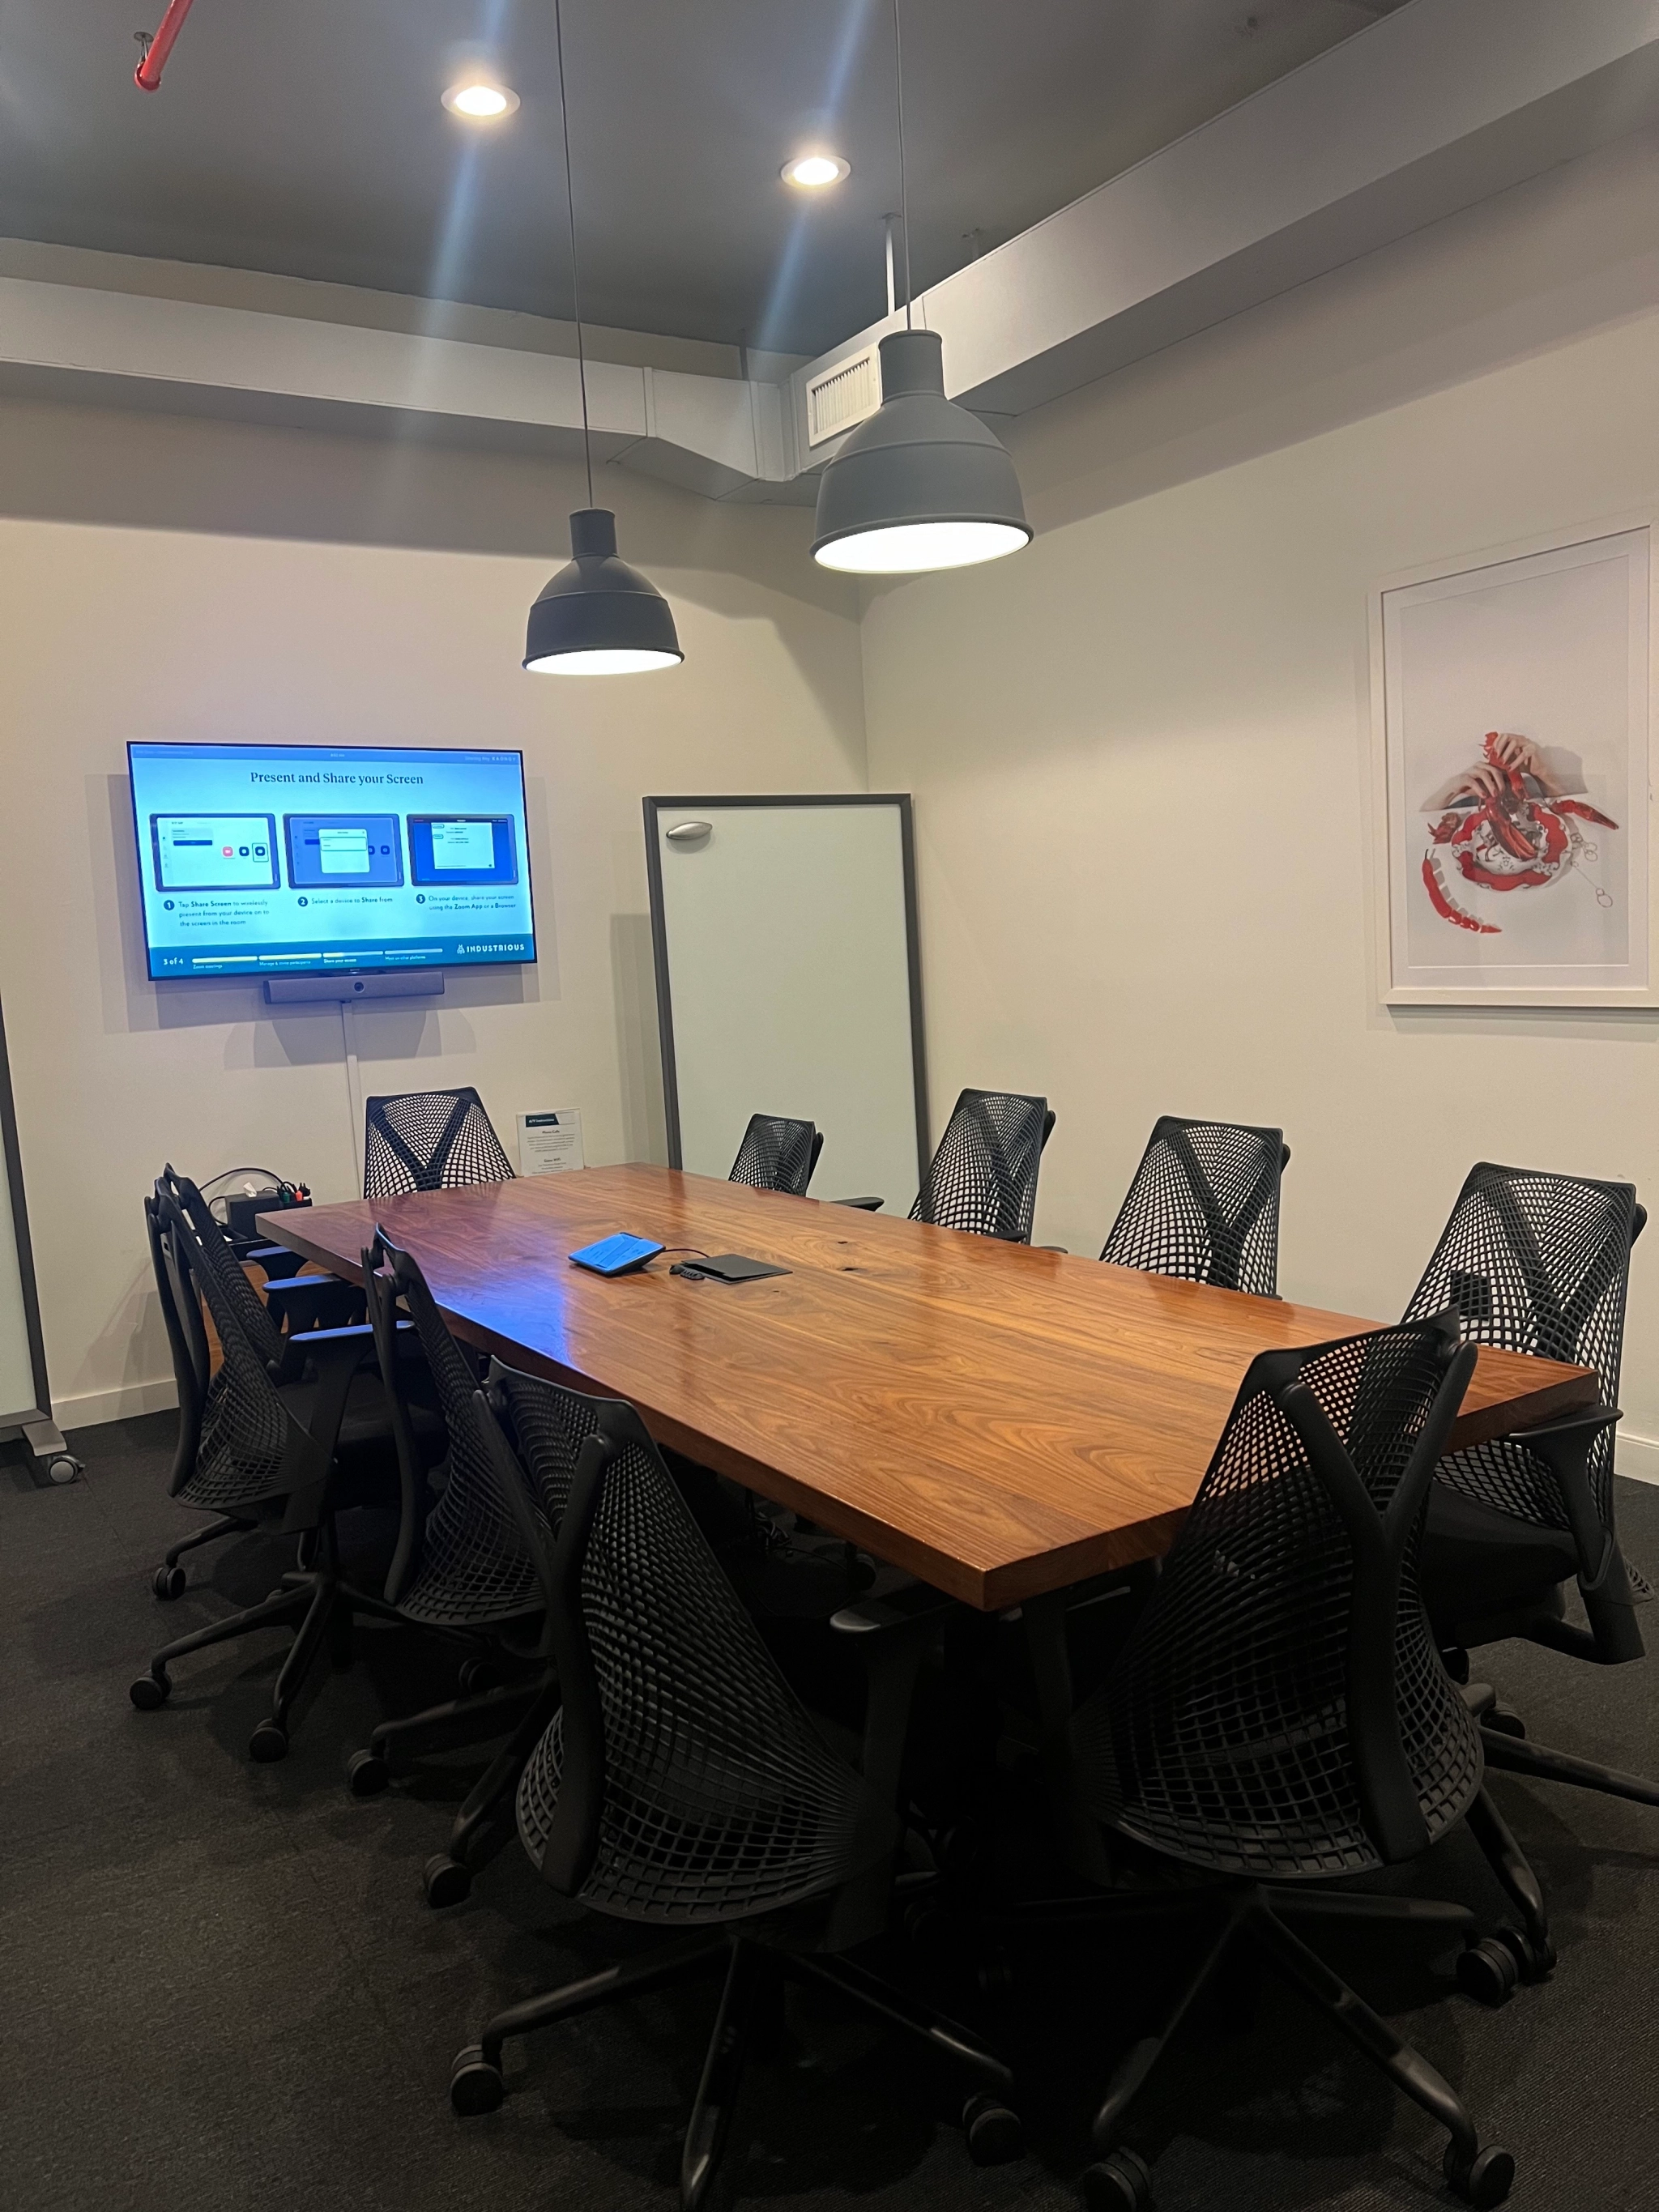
[811,330,1031,575]
[523,507,684,675]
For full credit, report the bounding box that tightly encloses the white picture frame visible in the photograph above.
[1371,521,1655,1006]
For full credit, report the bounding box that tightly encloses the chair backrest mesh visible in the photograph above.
[364,1088,515,1200]
[501,1373,889,1922]
[1081,1317,1482,1882]
[910,1089,1050,1243]
[728,1115,821,1197]
[147,1188,208,1497]
[1402,1161,1640,1531]
[1100,1115,1287,1295]
[374,1232,543,1617]
[160,1187,294,1500]
[168,1169,288,1373]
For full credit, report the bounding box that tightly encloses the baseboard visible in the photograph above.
[53,1377,179,1432]
[1618,1430,1659,1487]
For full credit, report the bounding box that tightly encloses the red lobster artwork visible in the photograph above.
[1422,731,1617,936]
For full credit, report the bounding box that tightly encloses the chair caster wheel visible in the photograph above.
[249,1720,289,1763]
[424,1853,471,1908]
[347,1749,390,1797]
[1484,1703,1526,1740]
[129,1669,171,1711]
[152,1564,187,1600]
[1495,1927,1555,1983]
[1456,1937,1518,2007]
[962,2094,1022,2165]
[450,2045,505,2116]
[1444,2141,1515,2206]
[975,1947,1017,1999]
[902,1896,949,1958]
[1084,2148,1154,2210]
[458,1657,498,1694]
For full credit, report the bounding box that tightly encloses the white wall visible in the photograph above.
[0,399,864,1426]
[860,133,1659,1472]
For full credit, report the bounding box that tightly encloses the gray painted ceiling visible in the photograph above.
[0,0,1410,356]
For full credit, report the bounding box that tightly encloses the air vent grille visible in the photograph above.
[806,347,881,448]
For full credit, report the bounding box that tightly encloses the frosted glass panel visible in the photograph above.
[650,799,923,1215]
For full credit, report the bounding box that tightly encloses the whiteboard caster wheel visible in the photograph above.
[47,1456,82,1484]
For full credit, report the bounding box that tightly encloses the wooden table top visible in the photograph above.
[261,1165,1597,1611]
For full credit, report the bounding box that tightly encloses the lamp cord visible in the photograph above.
[893,0,911,328]
[552,0,595,508]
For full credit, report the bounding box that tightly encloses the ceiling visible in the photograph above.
[0,0,1412,356]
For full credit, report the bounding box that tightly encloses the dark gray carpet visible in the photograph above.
[4,1415,1658,2212]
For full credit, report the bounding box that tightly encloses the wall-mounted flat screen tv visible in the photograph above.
[128,743,536,982]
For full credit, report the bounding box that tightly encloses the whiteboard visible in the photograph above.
[646,796,928,1214]
[0,1004,45,1423]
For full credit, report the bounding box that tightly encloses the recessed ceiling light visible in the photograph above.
[442,76,520,121]
[783,153,851,190]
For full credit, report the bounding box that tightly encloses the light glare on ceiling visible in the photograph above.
[442,77,519,121]
[783,153,851,190]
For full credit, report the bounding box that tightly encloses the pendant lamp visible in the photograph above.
[811,0,1030,577]
[524,0,682,675]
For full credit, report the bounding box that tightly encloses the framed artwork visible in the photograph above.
[1371,523,1655,1006]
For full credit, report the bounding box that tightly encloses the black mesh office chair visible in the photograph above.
[1405,1161,1659,1813]
[910,1089,1054,1243]
[1099,1116,1290,1295]
[129,1187,439,1761]
[345,1232,561,1908]
[144,1170,367,1600]
[728,1113,823,1196]
[448,1368,1021,2208]
[1051,1317,1537,2210]
[364,1087,515,1199]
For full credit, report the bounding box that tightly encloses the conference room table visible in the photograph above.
[262,1161,1596,1612]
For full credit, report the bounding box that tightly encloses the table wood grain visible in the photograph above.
[260,1166,1597,1610]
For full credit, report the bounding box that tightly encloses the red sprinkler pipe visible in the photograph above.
[134,0,198,91]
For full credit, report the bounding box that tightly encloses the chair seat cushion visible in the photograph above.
[1418,1482,1580,1640]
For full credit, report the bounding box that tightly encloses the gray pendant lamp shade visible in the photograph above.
[523,507,684,676]
[811,329,1032,574]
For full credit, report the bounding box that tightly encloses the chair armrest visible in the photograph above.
[830,1196,884,1212]
[832,1580,957,1809]
[289,1321,405,1461]
[246,1244,309,1281]
[265,1274,366,1332]
[1502,1401,1643,1661]
[298,1318,407,1353]
[1034,1244,1068,1254]
[830,1581,958,1643]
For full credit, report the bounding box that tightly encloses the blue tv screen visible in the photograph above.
[128,742,536,981]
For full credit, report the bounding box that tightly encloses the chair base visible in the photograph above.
[1013,1880,1514,2206]
[452,1929,1020,2210]
[348,1672,561,1907]
[130,1520,408,1762]
[152,1512,257,1599]
[1478,1711,1659,1810]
